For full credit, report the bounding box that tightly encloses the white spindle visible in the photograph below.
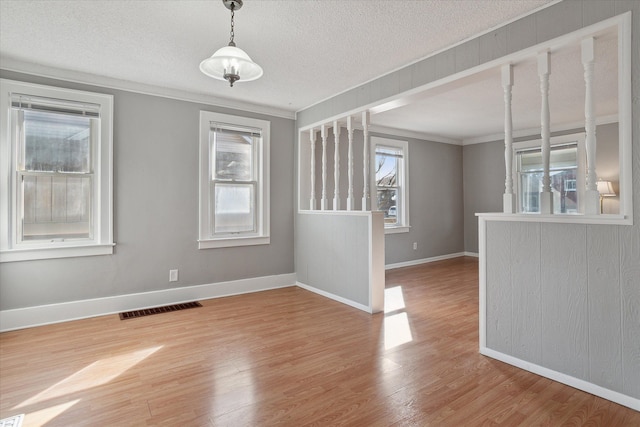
[361,111,371,211]
[538,52,553,214]
[346,116,355,210]
[309,128,316,210]
[582,37,599,215]
[502,64,515,213]
[321,124,328,210]
[333,121,341,210]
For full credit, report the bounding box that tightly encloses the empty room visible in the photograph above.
[1,1,639,425]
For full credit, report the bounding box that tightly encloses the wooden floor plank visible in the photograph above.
[1,257,638,426]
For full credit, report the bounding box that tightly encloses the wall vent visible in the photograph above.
[0,414,24,427]
[119,302,202,320]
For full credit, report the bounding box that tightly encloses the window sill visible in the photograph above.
[198,236,270,249]
[475,212,632,226]
[385,225,410,234]
[0,243,115,263]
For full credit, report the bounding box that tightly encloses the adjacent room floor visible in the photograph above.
[1,257,638,426]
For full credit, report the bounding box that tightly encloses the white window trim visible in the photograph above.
[0,79,114,263]
[513,132,586,215]
[371,136,410,234]
[198,111,270,249]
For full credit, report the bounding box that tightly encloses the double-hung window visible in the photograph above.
[198,111,270,248]
[514,133,585,214]
[0,79,114,262]
[372,137,409,233]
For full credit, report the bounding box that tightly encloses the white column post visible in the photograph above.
[346,116,355,210]
[309,128,316,210]
[502,64,516,213]
[333,121,341,210]
[582,37,599,215]
[538,52,553,214]
[361,111,371,211]
[320,124,329,210]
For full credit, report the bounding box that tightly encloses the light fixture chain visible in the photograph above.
[229,4,235,45]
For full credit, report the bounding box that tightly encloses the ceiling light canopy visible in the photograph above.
[200,0,263,87]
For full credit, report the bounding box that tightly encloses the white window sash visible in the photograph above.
[0,78,113,262]
[198,111,270,249]
[371,137,409,232]
[513,133,585,214]
[12,104,99,248]
[210,180,258,237]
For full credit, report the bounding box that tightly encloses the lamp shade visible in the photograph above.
[200,45,263,83]
[596,180,616,197]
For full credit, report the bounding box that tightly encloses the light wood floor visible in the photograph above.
[1,257,638,426]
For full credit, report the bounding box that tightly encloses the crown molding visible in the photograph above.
[0,59,296,120]
[462,114,619,146]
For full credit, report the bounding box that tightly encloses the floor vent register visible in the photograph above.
[119,302,202,320]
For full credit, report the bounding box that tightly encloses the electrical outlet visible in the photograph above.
[169,269,178,282]
[413,242,418,250]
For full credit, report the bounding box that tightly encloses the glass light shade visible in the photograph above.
[199,45,263,83]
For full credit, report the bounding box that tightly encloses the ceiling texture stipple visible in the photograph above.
[2,0,616,142]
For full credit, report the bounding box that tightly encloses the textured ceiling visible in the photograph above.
[3,0,614,143]
[0,0,553,115]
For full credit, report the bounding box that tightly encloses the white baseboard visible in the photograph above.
[385,251,469,270]
[480,346,640,412]
[0,273,296,332]
[464,251,479,257]
[296,281,373,313]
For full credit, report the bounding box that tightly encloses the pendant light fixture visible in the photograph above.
[200,0,263,87]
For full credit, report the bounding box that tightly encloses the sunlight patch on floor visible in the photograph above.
[15,346,162,409]
[384,312,413,350]
[384,286,406,313]
[22,400,79,426]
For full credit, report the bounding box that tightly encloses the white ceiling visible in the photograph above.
[0,0,616,143]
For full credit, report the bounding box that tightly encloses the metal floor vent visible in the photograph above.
[0,414,24,427]
[119,302,202,320]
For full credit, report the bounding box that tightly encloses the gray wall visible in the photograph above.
[0,70,295,311]
[296,0,640,402]
[463,123,620,253]
[463,141,505,253]
[485,220,639,399]
[296,213,372,307]
[383,136,463,264]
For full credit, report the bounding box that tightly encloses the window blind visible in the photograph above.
[210,121,261,138]
[10,93,101,118]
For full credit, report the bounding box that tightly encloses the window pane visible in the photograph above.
[375,144,404,227]
[519,172,542,213]
[213,183,255,233]
[377,188,398,225]
[213,131,254,181]
[23,110,91,173]
[551,169,578,213]
[517,144,579,214]
[375,150,398,186]
[519,169,579,214]
[22,174,91,240]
